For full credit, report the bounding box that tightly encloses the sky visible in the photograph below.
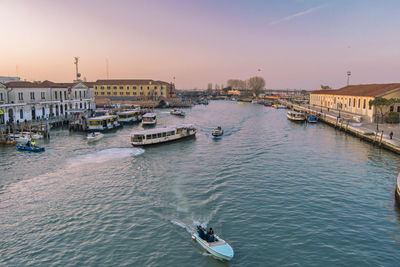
[1,0,400,90]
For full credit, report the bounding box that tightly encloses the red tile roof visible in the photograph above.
[4,81,45,88]
[311,83,400,97]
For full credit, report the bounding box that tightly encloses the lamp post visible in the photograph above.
[347,71,351,86]
[376,112,379,132]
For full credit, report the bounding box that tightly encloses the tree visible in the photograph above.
[247,76,266,97]
[207,83,213,95]
[369,97,400,123]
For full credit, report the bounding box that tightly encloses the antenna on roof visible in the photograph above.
[347,71,351,86]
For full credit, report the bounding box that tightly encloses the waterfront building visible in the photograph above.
[310,83,400,122]
[93,79,175,99]
[0,80,95,125]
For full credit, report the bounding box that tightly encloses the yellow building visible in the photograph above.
[310,83,400,123]
[94,79,174,99]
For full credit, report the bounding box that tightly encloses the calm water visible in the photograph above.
[1,101,400,266]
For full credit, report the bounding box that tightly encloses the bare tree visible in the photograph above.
[248,76,265,96]
[207,83,213,95]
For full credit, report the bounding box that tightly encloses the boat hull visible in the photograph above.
[192,233,234,261]
[16,144,45,152]
[131,132,196,146]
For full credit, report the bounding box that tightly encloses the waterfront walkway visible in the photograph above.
[282,101,400,153]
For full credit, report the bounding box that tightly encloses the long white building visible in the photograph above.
[0,80,95,125]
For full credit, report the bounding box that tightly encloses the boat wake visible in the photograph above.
[67,148,145,166]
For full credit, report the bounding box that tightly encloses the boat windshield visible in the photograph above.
[132,134,144,142]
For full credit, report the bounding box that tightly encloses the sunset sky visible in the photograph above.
[1,0,400,90]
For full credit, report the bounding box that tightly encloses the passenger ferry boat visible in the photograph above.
[117,110,140,123]
[287,111,306,121]
[396,173,400,204]
[88,115,119,131]
[142,113,157,125]
[131,124,196,146]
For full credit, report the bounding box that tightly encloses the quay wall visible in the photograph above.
[280,101,400,155]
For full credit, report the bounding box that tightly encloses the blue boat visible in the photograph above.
[16,144,45,152]
[192,227,234,261]
[307,116,317,123]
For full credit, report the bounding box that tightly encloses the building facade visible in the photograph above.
[0,80,95,125]
[310,83,400,123]
[94,79,175,99]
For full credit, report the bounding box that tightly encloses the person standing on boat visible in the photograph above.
[31,140,36,147]
[206,227,215,242]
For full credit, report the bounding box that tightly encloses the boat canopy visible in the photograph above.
[142,113,156,118]
[88,115,115,121]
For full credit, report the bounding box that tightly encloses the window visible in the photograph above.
[358,99,360,108]
[79,91,82,98]
[390,106,394,112]
[348,98,351,106]
[20,109,24,119]
[30,92,35,100]
[363,99,366,109]
[133,86,137,89]
[147,86,150,89]
[75,91,77,98]
[18,92,23,100]
[41,92,45,99]
[120,86,123,89]
[120,92,124,95]
[113,86,117,90]
[55,91,58,99]
[154,86,157,89]
[107,86,111,89]
[126,86,129,89]
[152,134,157,139]
[397,106,400,112]
[162,132,166,137]
[64,91,67,99]
[369,101,372,110]
[146,135,151,139]
[126,92,130,95]
[95,92,98,95]
[157,133,162,138]
[113,92,117,95]
[353,98,355,107]
[0,93,3,101]
[107,92,111,95]
[101,86,104,89]
[133,92,136,95]
[140,86,143,90]
[84,91,86,98]
[101,92,105,95]
[80,103,83,109]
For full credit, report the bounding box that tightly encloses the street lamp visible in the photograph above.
[347,71,351,86]
[376,112,379,132]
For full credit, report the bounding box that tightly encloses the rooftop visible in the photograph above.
[95,79,170,86]
[311,83,400,97]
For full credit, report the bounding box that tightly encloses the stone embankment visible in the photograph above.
[281,101,400,155]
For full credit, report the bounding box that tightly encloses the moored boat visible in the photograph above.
[307,116,317,123]
[130,124,196,146]
[192,226,234,261]
[8,134,31,144]
[212,126,224,137]
[88,115,117,131]
[117,110,139,123]
[396,173,400,204]
[16,143,45,152]
[287,111,306,121]
[87,132,104,143]
[142,113,157,126]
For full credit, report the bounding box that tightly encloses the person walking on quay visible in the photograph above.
[390,131,393,140]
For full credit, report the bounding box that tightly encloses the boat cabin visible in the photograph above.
[88,115,116,131]
[142,113,157,125]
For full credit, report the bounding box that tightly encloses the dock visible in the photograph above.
[280,100,400,155]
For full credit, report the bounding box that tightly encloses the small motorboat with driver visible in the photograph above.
[170,109,185,117]
[87,132,104,143]
[192,225,234,261]
[212,126,224,137]
[16,143,45,152]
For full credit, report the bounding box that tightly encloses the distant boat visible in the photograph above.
[142,113,157,126]
[87,132,104,143]
[307,116,317,123]
[212,126,224,137]
[8,134,31,144]
[272,104,286,109]
[170,109,185,117]
[287,111,306,121]
[16,143,45,152]
[237,101,245,104]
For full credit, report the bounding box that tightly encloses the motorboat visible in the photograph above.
[307,116,317,123]
[287,111,306,121]
[212,126,224,137]
[142,113,157,125]
[87,132,104,143]
[170,109,185,117]
[21,132,44,139]
[16,143,45,152]
[131,124,196,146]
[396,173,400,204]
[273,104,286,109]
[192,226,234,261]
[8,134,31,144]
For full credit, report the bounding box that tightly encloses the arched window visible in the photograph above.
[20,109,24,119]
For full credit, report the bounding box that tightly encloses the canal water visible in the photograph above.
[1,101,400,266]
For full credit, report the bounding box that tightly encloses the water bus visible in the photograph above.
[287,111,306,121]
[88,115,119,131]
[117,110,140,123]
[142,113,157,126]
[130,124,196,146]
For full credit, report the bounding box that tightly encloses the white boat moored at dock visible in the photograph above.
[131,124,196,146]
[287,111,306,121]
